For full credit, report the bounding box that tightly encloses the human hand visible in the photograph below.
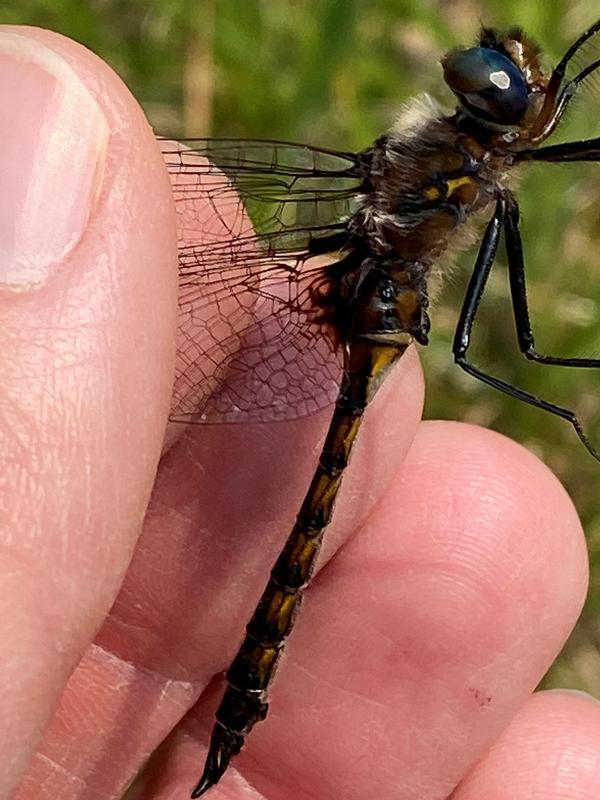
[3,25,600,800]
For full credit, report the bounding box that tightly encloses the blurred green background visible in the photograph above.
[4,0,600,693]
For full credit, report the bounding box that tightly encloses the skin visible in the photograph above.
[3,25,600,800]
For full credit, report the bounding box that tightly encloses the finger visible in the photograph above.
[21,343,424,798]
[0,25,177,798]
[215,422,586,799]
[452,690,600,798]
[107,342,424,677]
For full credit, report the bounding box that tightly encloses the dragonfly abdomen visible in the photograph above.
[192,337,408,797]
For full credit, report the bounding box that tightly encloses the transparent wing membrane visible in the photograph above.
[162,139,362,422]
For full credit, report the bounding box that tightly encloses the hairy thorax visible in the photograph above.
[352,97,513,268]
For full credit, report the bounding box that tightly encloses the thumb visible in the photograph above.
[0,25,177,795]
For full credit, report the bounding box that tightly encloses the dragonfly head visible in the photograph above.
[442,27,546,136]
[442,20,600,144]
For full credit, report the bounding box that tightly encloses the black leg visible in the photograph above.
[530,18,600,142]
[452,196,600,462]
[503,191,600,367]
[452,197,505,356]
[516,136,600,163]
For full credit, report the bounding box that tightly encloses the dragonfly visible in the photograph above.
[161,18,600,797]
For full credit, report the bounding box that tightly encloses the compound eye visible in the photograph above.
[443,47,529,124]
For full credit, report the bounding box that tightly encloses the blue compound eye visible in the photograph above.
[443,47,529,125]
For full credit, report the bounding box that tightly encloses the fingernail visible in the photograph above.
[0,31,109,290]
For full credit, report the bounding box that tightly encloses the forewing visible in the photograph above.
[162,139,363,423]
